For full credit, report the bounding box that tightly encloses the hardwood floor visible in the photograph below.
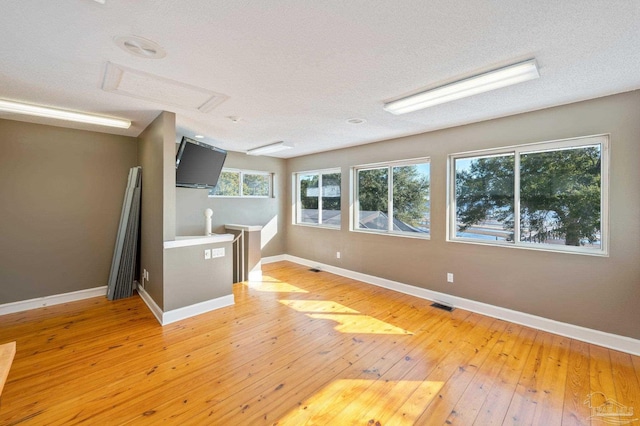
[0,261,638,425]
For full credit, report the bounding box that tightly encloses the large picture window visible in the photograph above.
[450,135,608,255]
[295,169,341,228]
[209,169,272,198]
[353,159,430,237]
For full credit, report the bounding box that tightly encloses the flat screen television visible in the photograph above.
[175,137,227,189]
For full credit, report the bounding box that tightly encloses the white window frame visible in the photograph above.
[293,168,341,229]
[351,157,431,239]
[209,168,273,198]
[447,134,609,256]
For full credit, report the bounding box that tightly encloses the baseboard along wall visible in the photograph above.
[0,284,234,327]
[136,285,234,326]
[0,286,107,316]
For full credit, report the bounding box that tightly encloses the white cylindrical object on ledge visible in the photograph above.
[204,208,213,236]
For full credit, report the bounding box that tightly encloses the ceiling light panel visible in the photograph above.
[102,62,228,113]
[246,141,293,156]
[0,99,131,128]
[384,59,540,115]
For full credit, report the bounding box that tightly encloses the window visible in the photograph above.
[450,135,608,255]
[295,169,341,227]
[353,159,430,237]
[209,169,272,198]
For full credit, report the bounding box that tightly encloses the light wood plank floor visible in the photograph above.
[0,261,638,425]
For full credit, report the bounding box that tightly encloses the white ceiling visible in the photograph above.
[1,1,639,158]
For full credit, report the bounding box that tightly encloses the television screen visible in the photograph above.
[176,137,227,189]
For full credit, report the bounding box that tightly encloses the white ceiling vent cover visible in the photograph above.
[114,36,166,59]
[101,62,228,113]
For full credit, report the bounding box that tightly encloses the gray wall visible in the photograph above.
[176,151,287,257]
[0,119,137,303]
[164,241,233,311]
[138,111,176,310]
[286,90,640,340]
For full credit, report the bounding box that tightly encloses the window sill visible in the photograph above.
[293,223,341,231]
[350,228,431,240]
[209,195,271,199]
[446,237,608,257]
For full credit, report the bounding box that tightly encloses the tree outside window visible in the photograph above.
[212,171,241,196]
[210,169,272,197]
[452,135,607,254]
[296,170,341,227]
[354,159,430,237]
[243,173,270,197]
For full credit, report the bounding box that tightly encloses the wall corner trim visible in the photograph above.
[137,286,234,326]
[0,286,108,316]
[263,255,640,356]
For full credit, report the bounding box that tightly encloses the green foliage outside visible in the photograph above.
[358,165,430,229]
[299,172,341,210]
[243,174,270,196]
[212,171,240,196]
[211,171,270,197]
[299,174,319,210]
[320,172,341,211]
[455,146,601,246]
[358,168,388,213]
[392,166,430,228]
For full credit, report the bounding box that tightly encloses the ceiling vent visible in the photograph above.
[101,62,228,113]
[114,36,166,59]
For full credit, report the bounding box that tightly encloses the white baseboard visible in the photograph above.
[280,254,640,356]
[136,286,163,324]
[0,286,107,316]
[137,286,234,326]
[261,255,287,264]
[162,295,234,325]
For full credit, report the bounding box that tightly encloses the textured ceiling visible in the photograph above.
[1,1,639,157]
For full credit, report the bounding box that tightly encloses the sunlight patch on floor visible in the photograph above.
[279,299,412,335]
[308,313,412,335]
[279,299,359,313]
[276,379,444,424]
[246,276,308,293]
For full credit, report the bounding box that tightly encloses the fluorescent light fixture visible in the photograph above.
[383,59,539,115]
[246,141,293,156]
[0,99,131,129]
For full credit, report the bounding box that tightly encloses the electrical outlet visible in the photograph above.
[211,247,225,258]
[447,273,454,283]
[336,251,341,259]
[204,249,211,260]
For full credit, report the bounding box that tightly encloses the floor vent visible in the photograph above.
[309,268,321,273]
[431,302,454,312]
